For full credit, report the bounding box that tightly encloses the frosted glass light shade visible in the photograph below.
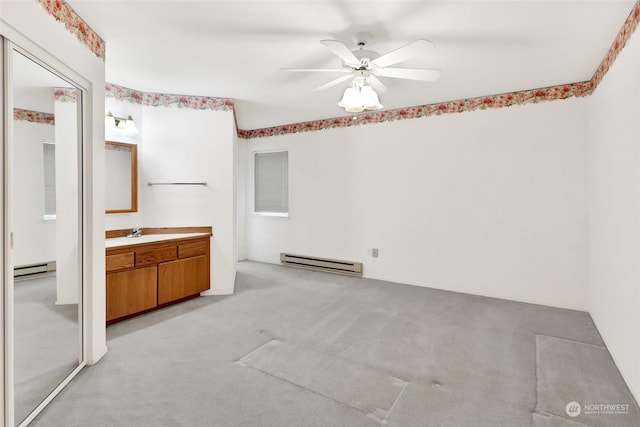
[337,84,382,113]
[360,85,383,110]
[124,116,137,132]
[105,112,116,129]
[338,87,360,109]
[345,105,365,113]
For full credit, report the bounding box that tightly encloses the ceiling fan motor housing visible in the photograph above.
[353,49,380,63]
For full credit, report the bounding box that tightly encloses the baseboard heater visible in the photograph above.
[280,253,363,276]
[14,261,56,280]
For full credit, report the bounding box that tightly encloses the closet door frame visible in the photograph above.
[0,32,6,427]
[1,31,90,427]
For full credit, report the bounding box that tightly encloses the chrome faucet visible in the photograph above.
[128,225,142,238]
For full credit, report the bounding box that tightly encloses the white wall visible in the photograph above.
[54,98,80,305]
[104,98,143,230]
[240,98,590,311]
[12,87,57,267]
[12,120,56,266]
[142,106,236,294]
[587,28,640,402]
[105,99,237,295]
[13,87,54,113]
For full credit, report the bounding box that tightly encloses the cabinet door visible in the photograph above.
[158,256,209,305]
[106,266,157,321]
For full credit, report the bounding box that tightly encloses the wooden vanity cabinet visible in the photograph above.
[106,235,210,323]
[158,256,209,305]
[106,266,157,321]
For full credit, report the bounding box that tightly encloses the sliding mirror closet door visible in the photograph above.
[10,47,82,426]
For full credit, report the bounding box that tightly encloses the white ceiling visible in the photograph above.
[67,0,636,130]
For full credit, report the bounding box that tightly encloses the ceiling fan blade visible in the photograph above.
[369,75,387,94]
[281,68,348,73]
[372,39,436,68]
[311,74,353,92]
[320,40,360,66]
[374,67,442,82]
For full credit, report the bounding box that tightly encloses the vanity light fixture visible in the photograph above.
[105,111,137,132]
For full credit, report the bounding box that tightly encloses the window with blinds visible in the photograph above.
[43,142,56,220]
[254,150,288,216]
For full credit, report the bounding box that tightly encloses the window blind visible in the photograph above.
[43,142,56,218]
[254,151,288,214]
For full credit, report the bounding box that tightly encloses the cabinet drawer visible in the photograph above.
[106,253,134,272]
[178,240,208,259]
[136,246,177,267]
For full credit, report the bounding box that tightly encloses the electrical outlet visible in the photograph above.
[371,248,379,258]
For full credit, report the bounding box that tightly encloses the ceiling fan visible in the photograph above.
[283,32,442,113]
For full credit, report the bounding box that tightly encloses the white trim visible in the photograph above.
[252,148,289,155]
[252,211,289,218]
[4,37,15,427]
[0,37,4,424]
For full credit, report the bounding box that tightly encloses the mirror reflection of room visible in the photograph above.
[11,50,82,425]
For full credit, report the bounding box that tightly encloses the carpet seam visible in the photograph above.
[381,379,408,424]
[239,362,373,418]
[535,333,606,349]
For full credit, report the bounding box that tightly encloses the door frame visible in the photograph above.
[2,36,89,427]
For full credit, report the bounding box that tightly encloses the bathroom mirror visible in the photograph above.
[105,140,138,213]
[11,47,83,426]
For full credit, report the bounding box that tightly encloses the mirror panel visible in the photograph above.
[11,48,82,425]
[105,140,138,213]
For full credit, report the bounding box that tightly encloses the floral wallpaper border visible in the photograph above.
[37,0,105,60]
[592,1,640,89]
[238,0,640,140]
[14,109,55,125]
[105,83,234,112]
[94,1,640,139]
[54,88,79,103]
[237,82,593,139]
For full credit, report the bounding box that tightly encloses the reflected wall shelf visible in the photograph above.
[147,182,207,186]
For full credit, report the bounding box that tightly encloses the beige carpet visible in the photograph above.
[31,261,639,427]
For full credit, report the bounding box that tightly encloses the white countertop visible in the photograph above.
[106,233,210,249]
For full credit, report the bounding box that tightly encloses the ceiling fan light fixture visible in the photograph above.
[287,34,438,114]
[359,85,383,110]
[337,83,382,113]
[345,104,366,113]
[338,86,360,110]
